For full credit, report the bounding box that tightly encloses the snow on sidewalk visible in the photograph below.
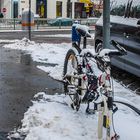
[8,93,140,140]
[2,38,140,140]
[9,93,98,140]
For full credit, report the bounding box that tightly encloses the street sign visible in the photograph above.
[3,8,7,13]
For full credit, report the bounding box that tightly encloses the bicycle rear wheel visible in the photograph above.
[63,47,82,110]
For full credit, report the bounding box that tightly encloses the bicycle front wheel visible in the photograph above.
[63,47,81,94]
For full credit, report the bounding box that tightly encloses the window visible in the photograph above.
[74,2,85,18]
[56,1,62,17]
[13,1,18,18]
[67,0,72,18]
[110,0,128,16]
[130,5,140,18]
[110,5,126,16]
[21,1,25,3]
[36,0,47,18]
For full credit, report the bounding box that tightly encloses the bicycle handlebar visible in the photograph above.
[111,40,127,55]
[80,40,127,66]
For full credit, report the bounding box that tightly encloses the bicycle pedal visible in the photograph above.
[113,106,118,113]
[111,134,120,140]
[82,94,95,103]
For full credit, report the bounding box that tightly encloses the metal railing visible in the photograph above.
[0,18,99,30]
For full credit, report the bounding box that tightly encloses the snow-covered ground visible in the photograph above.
[34,34,94,40]
[1,38,140,140]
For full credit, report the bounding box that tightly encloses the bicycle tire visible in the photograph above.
[114,100,140,115]
[63,46,81,93]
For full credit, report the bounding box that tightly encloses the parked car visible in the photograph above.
[94,0,140,77]
[86,17,99,26]
[47,17,73,26]
[80,17,99,26]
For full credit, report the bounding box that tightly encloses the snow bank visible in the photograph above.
[8,93,140,140]
[3,38,71,80]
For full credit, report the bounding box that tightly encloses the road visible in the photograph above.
[0,44,63,139]
[0,30,95,45]
[0,30,71,43]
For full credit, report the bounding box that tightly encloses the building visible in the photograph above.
[0,0,67,19]
[0,0,97,19]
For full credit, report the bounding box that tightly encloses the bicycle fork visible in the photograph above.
[97,70,118,140]
[97,95,112,140]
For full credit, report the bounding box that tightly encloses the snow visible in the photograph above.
[2,38,140,140]
[3,38,70,80]
[0,40,18,43]
[96,0,140,27]
[96,15,139,27]
[35,34,95,40]
[76,24,90,33]
[8,93,140,140]
[35,34,71,38]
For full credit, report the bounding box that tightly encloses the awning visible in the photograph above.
[79,0,91,4]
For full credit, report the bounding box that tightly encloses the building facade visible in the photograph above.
[0,0,99,19]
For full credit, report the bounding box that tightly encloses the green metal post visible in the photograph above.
[37,19,39,30]
[59,19,61,29]
[14,18,16,30]
[103,0,110,49]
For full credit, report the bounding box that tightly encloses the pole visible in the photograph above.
[103,0,110,49]
[14,18,15,30]
[29,0,31,40]
[0,0,1,13]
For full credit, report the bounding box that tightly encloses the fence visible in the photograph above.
[0,18,99,30]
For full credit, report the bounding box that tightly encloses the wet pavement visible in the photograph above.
[0,30,95,45]
[0,44,63,139]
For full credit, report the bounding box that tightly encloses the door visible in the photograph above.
[110,0,128,69]
[123,0,140,76]
[67,0,72,18]
[36,0,47,18]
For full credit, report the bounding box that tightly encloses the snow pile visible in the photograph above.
[96,15,139,27]
[8,93,140,140]
[8,92,98,140]
[3,38,71,80]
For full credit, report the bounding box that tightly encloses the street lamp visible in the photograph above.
[28,0,31,40]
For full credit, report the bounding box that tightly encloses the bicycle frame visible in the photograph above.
[65,46,118,139]
[63,25,127,140]
[78,50,117,140]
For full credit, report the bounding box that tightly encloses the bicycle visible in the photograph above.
[63,24,128,140]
